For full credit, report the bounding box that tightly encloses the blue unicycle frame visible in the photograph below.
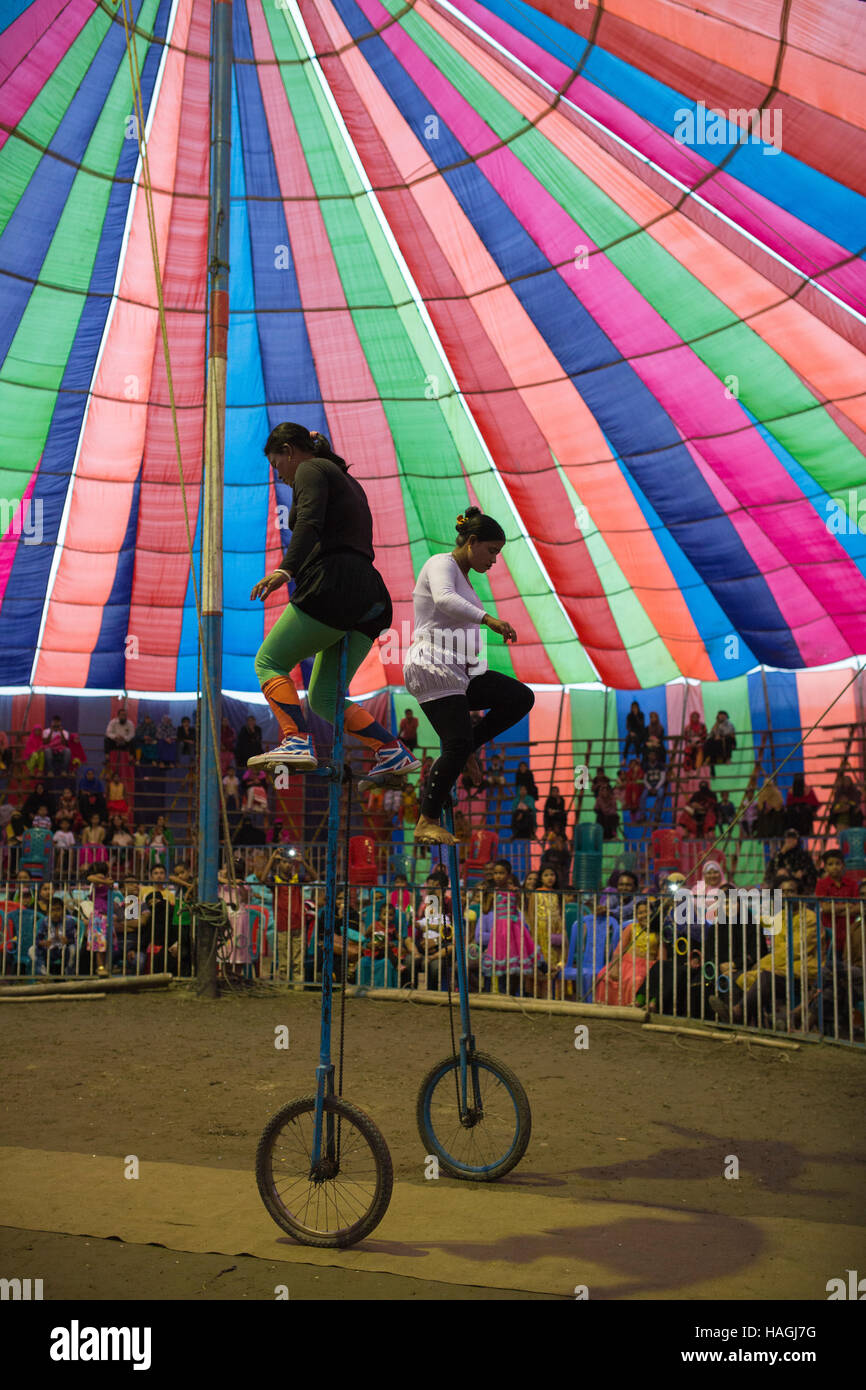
[440,797,483,1118]
[414,795,532,1180]
[309,634,350,1172]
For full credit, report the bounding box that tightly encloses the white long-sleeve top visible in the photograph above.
[403,553,487,702]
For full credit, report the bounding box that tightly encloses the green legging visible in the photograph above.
[254,604,374,726]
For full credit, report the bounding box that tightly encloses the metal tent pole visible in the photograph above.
[196,0,232,994]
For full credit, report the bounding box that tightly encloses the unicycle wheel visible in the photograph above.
[256,1094,393,1247]
[417,1051,531,1181]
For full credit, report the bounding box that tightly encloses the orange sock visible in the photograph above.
[344,705,395,751]
[262,676,308,738]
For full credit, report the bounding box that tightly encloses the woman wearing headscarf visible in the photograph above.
[683,711,707,772]
[753,779,785,839]
[77,768,107,826]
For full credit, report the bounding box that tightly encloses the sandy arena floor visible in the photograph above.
[1,985,864,1301]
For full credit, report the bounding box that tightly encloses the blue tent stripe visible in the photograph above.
[0,0,171,687]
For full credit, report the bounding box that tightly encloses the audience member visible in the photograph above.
[235,715,263,770]
[176,716,195,765]
[22,781,56,826]
[704,711,736,770]
[106,773,129,818]
[479,859,544,996]
[105,707,137,757]
[786,773,819,837]
[637,755,666,823]
[595,897,662,1006]
[398,709,419,751]
[510,785,537,840]
[814,848,861,955]
[753,779,785,840]
[829,775,862,831]
[540,829,571,883]
[594,779,619,839]
[623,702,646,760]
[682,711,707,772]
[711,878,818,1029]
[156,715,177,767]
[80,812,108,868]
[35,895,77,976]
[543,786,568,837]
[763,829,818,894]
[644,712,667,766]
[137,715,159,765]
[53,816,76,877]
[23,724,46,776]
[678,781,717,837]
[223,766,240,812]
[42,716,73,775]
[513,761,538,800]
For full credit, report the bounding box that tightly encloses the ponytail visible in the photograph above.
[263,422,348,472]
[455,505,505,545]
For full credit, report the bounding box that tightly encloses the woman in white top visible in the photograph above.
[404,508,534,844]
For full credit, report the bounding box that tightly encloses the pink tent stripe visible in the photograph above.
[0,0,92,153]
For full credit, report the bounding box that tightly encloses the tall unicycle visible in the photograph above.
[416,799,531,1180]
[256,636,393,1246]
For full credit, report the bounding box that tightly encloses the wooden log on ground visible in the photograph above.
[0,992,107,1002]
[642,1022,800,1050]
[0,974,172,1000]
[348,986,645,1022]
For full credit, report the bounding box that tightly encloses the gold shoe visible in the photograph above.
[413,820,457,846]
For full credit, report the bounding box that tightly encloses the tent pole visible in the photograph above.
[197,0,232,994]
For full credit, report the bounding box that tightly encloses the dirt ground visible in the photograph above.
[1,984,864,1300]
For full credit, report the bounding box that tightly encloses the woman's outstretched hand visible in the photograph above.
[484,615,517,643]
[250,571,289,602]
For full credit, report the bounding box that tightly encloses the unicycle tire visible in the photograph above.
[417,1051,531,1181]
[256,1094,393,1247]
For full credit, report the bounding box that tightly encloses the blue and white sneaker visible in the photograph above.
[359,740,422,790]
[246,734,318,770]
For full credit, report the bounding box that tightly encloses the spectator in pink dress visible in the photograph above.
[42,716,73,775]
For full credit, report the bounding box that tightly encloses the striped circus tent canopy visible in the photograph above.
[1,0,865,695]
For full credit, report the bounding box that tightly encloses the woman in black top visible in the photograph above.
[248,423,417,784]
[623,701,646,759]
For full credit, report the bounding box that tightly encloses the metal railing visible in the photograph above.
[2,874,862,1048]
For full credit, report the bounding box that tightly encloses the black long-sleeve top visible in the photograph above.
[279,458,374,578]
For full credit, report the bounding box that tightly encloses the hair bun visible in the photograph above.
[310,431,330,455]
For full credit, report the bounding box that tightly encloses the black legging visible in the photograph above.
[420,672,534,821]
